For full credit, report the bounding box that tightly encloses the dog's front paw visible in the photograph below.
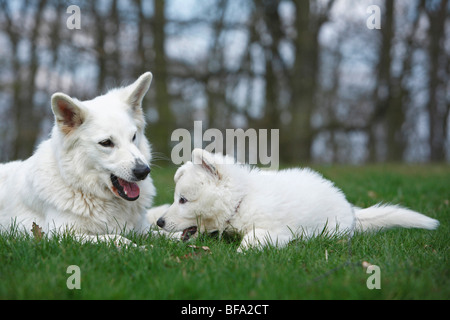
[75,234,146,250]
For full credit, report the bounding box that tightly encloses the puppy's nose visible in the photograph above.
[133,162,151,180]
[157,217,165,228]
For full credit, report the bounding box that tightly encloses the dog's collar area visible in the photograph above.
[234,197,244,214]
[183,197,245,240]
[224,197,245,230]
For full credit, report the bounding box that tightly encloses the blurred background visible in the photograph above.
[0,0,448,164]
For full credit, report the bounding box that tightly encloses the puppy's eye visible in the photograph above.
[179,196,188,204]
[99,139,114,148]
[132,133,137,142]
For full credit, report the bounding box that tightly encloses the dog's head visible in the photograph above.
[157,149,240,240]
[50,72,153,202]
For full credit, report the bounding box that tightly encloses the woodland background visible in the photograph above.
[0,0,448,164]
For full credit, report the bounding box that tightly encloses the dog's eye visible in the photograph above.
[99,139,114,148]
[132,133,137,142]
[179,196,188,204]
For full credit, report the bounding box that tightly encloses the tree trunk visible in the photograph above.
[288,0,318,162]
[368,0,401,162]
[13,0,48,160]
[149,0,174,158]
[382,0,406,162]
[426,0,448,162]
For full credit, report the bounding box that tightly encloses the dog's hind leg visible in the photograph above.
[238,229,292,252]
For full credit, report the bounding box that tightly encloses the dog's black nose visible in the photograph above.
[157,217,165,228]
[133,162,151,180]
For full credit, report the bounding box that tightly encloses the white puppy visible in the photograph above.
[157,149,439,251]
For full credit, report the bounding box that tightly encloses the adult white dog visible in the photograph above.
[0,72,158,244]
[157,149,440,251]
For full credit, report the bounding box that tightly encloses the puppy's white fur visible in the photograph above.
[158,149,439,251]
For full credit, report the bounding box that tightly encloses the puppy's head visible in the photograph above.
[157,149,236,239]
[50,72,154,201]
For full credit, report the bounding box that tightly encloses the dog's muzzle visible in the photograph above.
[110,161,150,201]
[156,217,165,228]
[132,162,151,181]
[156,218,198,241]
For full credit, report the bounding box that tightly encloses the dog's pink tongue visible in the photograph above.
[118,178,140,198]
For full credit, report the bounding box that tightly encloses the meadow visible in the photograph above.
[0,164,448,300]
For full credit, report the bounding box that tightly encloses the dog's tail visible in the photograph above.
[354,203,439,232]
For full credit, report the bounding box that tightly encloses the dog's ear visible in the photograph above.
[192,148,221,179]
[174,165,186,183]
[125,72,153,111]
[51,93,85,135]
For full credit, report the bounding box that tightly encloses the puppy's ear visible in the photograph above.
[192,148,220,179]
[174,165,186,183]
[51,93,85,135]
[126,72,153,111]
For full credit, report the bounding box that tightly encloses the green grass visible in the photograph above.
[0,164,448,299]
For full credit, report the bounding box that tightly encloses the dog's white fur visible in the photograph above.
[0,72,156,244]
[158,149,440,251]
